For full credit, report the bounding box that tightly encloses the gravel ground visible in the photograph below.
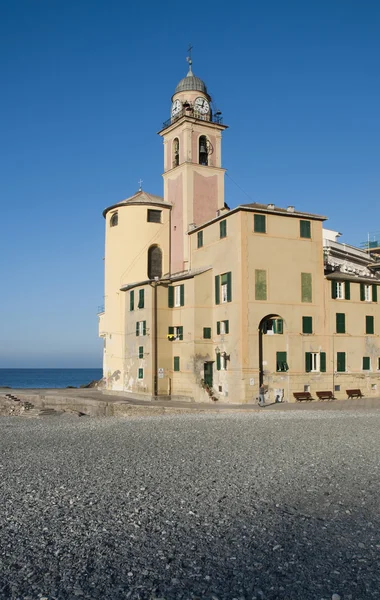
[0,410,379,600]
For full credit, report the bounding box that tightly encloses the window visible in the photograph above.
[300,220,311,238]
[110,212,118,227]
[147,209,162,223]
[360,283,378,302]
[217,320,229,335]
[337,352,346,372]
[138,289,144,309]
[168,284,184,308]
[254,214,266,233]
[378,358,380,371]
[173,138,179,167]
[302,316,313,334]
[366,315,374,334]
[199,135,208,166]
[138,368,144,379]
[147,245,162,279]
[130,290,134,311]
[220,220,227,239]
[262,318,282,334]
[363,357,371,371]
[305,352,326,372]
[168,326,183,341]
[138,346,144,359]
[216,352,227,371]
[174,356,180,372]
[331,281,350,300]
[197,230,203,248]
[336,313,346,334]
[255,270,267,301]
[276,352,289,372]
[301,273,312,303]
[203,327,212,339]
[215,272,232,304]
[136,321,147,336]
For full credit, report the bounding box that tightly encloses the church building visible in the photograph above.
[98,59,380,403]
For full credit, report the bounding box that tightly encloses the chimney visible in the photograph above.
[267,203,275,210]
[287,206,295,212]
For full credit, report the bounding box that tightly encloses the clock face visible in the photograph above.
[171,99,182,117]
[194,97,210,115]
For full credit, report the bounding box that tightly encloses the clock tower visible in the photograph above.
[159,57,228,274]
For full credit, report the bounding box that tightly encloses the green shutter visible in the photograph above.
[143,321,146,336]
[302,316,313,334]
[215,275,220,305]
[254,214,266,233]
[276,351,287,372]
[255,270,267,301]
[138,289,144,309]
[344,281,350,300]
[300,220,311,238]
[130,290,135,311]
[362,356,370,370]
[136,322,139,336]
[203,327,211,339]
[138,368,143,379]
[336,313,345,334]
[139,346,143,359]
[168,286,174,308]
[360,283,365,301]
[180,284,185,306]
[168,326,174,335]
[197,230,203,248]
[337,352,346,372]
[373,285,378,302]
[366,315,374,334]
[226,272,232,302]
[301,273,312,303]
[320,352,326,372]
[331,281,338,299]
[174,356,180,372]
[275,319,283,334]
[220,220,227,238]
[305,352,312,373]
[217,321,220,335]
[178,326,183,340]
[216,353,221,371]
[225,320,229,334]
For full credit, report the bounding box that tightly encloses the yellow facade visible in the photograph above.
[99,64,380,403]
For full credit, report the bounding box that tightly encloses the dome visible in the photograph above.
[174,64,208,95]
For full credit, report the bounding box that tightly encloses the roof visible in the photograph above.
[174,64,209,97]
[103,190,171,218]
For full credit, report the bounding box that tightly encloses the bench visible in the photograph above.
[346,389,364,399]
[316,391,335,401]
[293,392,313,402]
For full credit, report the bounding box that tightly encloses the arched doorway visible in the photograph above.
[258,314,286,387]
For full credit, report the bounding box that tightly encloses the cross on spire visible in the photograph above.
[186,43,193,74]
[138,179,143,191]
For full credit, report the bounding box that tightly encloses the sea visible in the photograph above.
[0,368,103,389]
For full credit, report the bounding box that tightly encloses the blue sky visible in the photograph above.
[0,0,379,367]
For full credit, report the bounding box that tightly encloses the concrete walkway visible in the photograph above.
[1,387,380,416]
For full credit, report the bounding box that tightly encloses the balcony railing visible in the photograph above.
[161,109,223,130]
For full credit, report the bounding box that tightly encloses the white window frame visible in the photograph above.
[220,353,227,371]
[173,326,182,340]
[310,352,320,372]
[220,321,226,335]
[336,282,345,300]
[138,321,145,336]
[364,285,372,302]
[221,283,228,304]
[174,285,181,308]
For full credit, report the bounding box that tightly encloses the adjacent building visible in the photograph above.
[98,61,380,403]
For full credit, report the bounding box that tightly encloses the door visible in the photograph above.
[204,362,213,387]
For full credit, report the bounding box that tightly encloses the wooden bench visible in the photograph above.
[293,392,313,402]
[316,391,335,401]
[346,389,364,399]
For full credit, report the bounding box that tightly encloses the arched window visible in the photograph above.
[148,245,162,279]
[110,212,118,227]
[199,135,208,166]
[173,138,179,167]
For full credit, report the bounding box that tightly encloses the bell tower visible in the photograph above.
[159,54,228,274]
